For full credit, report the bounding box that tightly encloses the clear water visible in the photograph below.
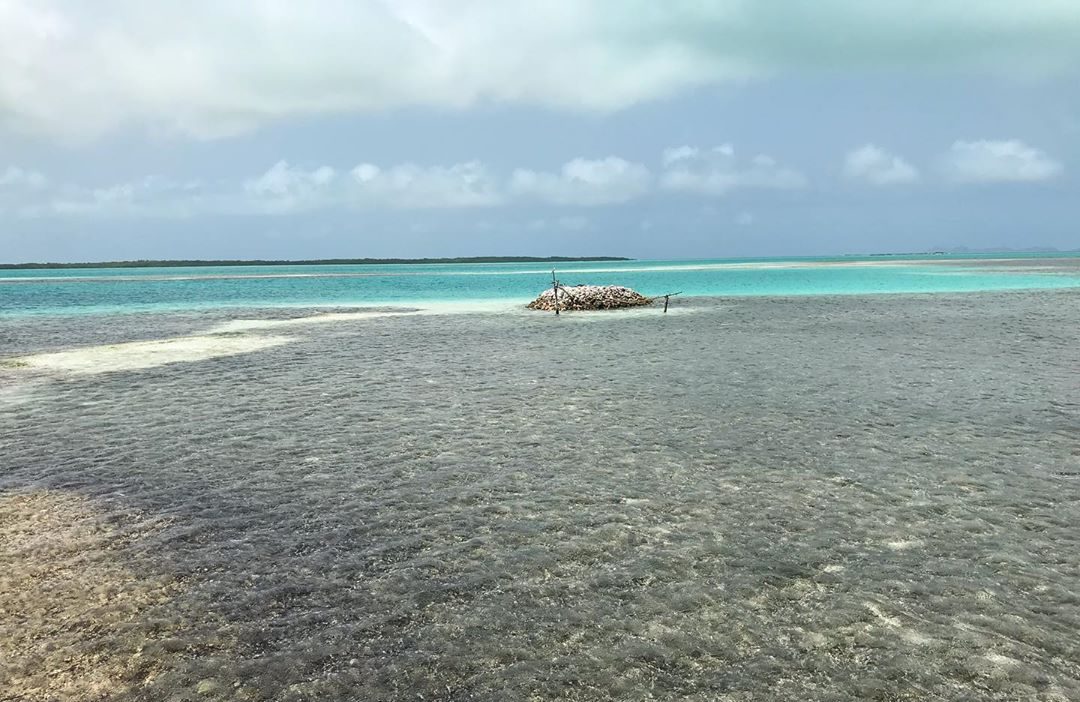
[3,254,1080,317]
[2,292,1079,700]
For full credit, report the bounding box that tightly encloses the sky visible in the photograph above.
[1,1,1079,263]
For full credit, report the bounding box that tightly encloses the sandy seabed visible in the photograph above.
[1,291,1079,701]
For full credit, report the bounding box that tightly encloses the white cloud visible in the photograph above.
[661,145,807,195]
[0,166,48,189]
[5,159,502,218]
[0,143,886,219]
[940,140,1064,183]
[47,177,209,218]
[843,144,920,185]
[662,146,702,166]
[348,161,502,209]
[510,157,651,205]
[2,169,207,218]
[3,1,1079,140]
[244,161,338,213]
[242,160,501,213]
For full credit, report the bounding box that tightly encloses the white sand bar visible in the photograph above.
[206,304,533,333]
[11,334,296,375]
[206,309,421,334]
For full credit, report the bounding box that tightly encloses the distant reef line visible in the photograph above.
[0,256,633,270]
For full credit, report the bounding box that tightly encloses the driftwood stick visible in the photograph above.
[551,270,559,315]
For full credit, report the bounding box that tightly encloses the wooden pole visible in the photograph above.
[660,291,682,313]
[551,269,559,316]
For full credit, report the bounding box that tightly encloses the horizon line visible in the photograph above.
[2,248,1078,270]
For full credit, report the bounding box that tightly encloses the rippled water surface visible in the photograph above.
[2,291,1079,700]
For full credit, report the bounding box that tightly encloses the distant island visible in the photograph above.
[0,256,631,270]
[935,246,1078,254]
[856,247,1079,257]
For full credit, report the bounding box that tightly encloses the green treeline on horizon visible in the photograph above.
[0,256,632,270]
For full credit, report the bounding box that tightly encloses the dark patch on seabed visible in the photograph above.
[2,291,1079,701]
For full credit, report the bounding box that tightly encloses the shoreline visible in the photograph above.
[0,256,632,271]
[5,254,1080,282]
[3,250,1078,271]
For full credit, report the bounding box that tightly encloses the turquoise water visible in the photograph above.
[2,254,1079,317]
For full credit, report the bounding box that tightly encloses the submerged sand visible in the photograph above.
[7,334,296,375]
[0,491,178,701]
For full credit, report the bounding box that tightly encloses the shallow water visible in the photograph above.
[2,292,1079,700]
[3,255,1080,317]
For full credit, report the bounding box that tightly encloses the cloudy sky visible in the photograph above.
[2,1,1079,262]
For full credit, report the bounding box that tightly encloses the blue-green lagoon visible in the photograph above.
[3,254,1080,318]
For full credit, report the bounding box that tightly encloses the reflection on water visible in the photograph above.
[2,291,1079,700]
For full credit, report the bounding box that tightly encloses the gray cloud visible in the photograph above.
[3,1,1079,140]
